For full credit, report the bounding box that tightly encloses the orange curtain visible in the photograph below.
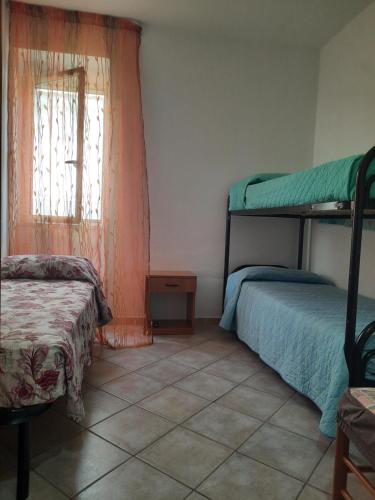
[8,1,151,347]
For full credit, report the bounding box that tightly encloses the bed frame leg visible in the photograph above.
[344,147,375,385]
[297,217,305,270]
[333,426,349,500]
[17,422,30,500]
[222,197,232,312]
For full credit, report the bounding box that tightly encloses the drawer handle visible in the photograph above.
[165,283,178,287]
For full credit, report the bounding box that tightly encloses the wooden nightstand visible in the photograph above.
[147,271,197,335]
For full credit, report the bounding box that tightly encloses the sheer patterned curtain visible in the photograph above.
[8,1,151,347]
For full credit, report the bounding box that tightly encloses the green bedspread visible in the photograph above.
[229,173,287,211]
[229,155,375,211]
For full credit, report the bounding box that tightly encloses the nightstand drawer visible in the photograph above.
[149,276,196,293]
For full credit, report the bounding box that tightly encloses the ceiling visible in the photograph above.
[21,0,373,48]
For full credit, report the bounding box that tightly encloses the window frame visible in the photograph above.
[32,66,86,224]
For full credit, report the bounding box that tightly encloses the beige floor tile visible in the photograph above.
[185,493,207,500]
[3,324,348,500]
[84,360,129,387]
[298,485,330,500]
[175,372,235,401]
[109,349,159,371]
[53,388,129,427]
[139,387,209,423]
[91,405,174,454]
[243,367,295,398]
[203,330,239,345]
[193,341,238,357]
[80,389,130,427]
[309,442,375,498]
[0,409,83,458]
[136,359,197,384]
[239,423,324,481]
[91,342,118,360]
[101,373,166,402]
[35,410,84,455]
[138,427,231,488]
[217,385,286,420]
[269,394,322,440]
[198,452,303,500]
[77,457,190,500]
[170,348,221,369]
[184,403,262,448]
[198,331,235,345]
[34,431,128,497]
[192,327,233,340]
[308,443,339,493]
[140,341,191,358]
[226,348,265,368]
[203,357,260,383]
[153,334,206,346]
[0,470,68,500]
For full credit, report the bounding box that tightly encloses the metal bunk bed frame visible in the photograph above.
[222,146,375,387]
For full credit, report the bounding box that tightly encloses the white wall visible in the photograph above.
[141,28,319,317]
[311,3,375,299]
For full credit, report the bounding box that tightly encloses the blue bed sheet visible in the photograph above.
[220,267,375,437]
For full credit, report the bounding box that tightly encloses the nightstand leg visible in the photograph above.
[187,292,195,331]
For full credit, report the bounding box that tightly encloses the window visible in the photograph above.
[32,66,104,222]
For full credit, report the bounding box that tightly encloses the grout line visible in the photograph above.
[89,341,246,409]
[88,335,318,446]
[188,387,310,494]
[191,387,309,495]
[300,441,335,496]
[27,469,71,499]
[2,328,332,499]
[68,454,132,498]
[88,407,179,454]
[135,345,302,493]
[85,336,225,388]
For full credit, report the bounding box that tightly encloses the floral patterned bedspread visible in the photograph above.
[0,255,113,421]
[1,255,112,325]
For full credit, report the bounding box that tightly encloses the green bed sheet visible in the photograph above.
[229,155,375,211]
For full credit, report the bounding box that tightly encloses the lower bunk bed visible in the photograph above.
[220,266,375,438]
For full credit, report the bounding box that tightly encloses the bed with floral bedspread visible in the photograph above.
[0,255,112,421]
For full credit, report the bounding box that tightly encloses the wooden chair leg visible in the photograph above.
[333,426,349,500]
[17,422,30,500]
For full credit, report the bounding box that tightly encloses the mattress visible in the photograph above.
[229,155,375,211]
[0,254,113,421]
[220,267,375,438]
[0,279,97,420]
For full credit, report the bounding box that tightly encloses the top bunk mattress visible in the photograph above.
[229,154,375,211]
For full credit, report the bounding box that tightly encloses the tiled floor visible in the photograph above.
[1,321,374,499]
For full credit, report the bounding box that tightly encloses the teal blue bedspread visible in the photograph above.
[220,267,375,437]
[229,154,375,211]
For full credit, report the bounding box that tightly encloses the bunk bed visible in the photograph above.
[221,147,375,438]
